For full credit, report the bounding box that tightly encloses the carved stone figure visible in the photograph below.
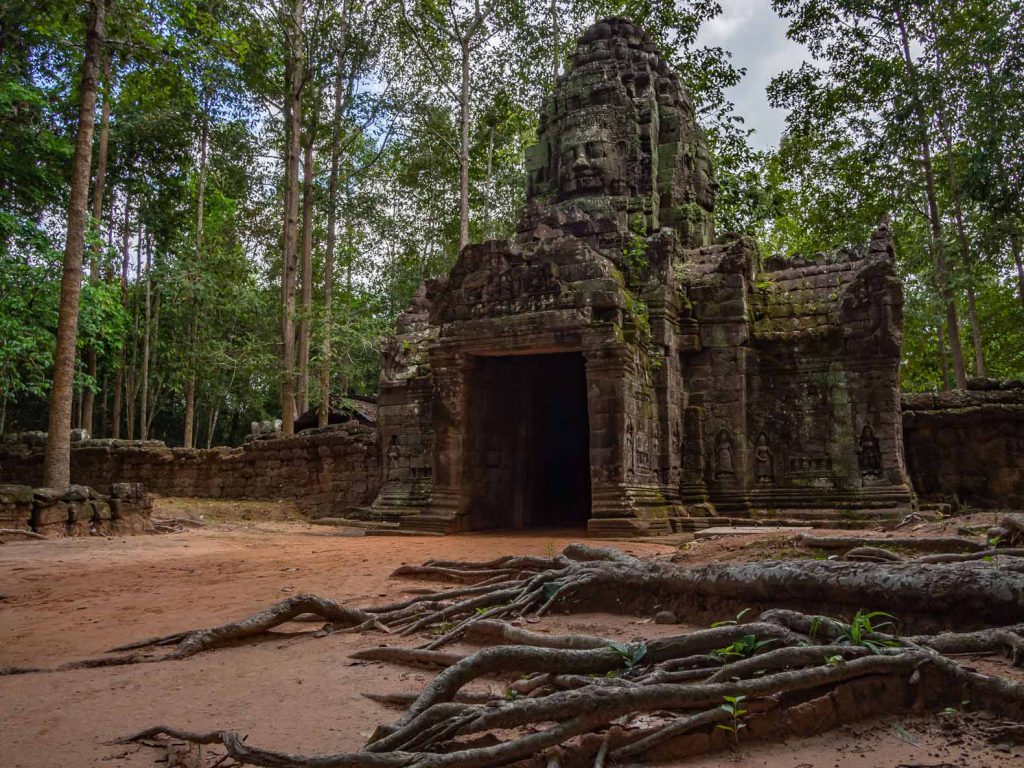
[715,430,735,477]
[385,436,401,481]
[858,425,882,477]
[755,432,773,483]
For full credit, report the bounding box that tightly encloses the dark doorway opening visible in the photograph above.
[463,352,591,529]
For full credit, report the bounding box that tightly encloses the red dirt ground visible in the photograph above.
[0,499,1018,767]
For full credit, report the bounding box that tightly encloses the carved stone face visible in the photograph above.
[556,119,626,199]
[693,139,718,211]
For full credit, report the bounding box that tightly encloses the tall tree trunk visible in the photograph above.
[550,0,560,83]
[139,236,152,440]
[82,49,112,436]
[184,103,210,449]
[126,227,139,443]
[938,319,951,391]
[484,125,493,239]
[895,8,966,388]
[184,380,195,448]
[280,0,304,436]
[1012,231,1024,312]
[321,41,346,429]
[458,39,470,253]
[298,130,315,415]
[145,283,160,438]
[935,73,985,378]
[206,404,218,449]
[965,285,984,379]
[111,193,130,439]
[43,0,105,487]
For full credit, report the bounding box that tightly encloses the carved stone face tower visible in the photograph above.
[361,17,914,536]
[526,17,716,246]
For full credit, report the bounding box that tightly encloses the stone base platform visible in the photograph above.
[327,500,942,539]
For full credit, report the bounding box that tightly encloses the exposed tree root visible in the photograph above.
[0,528,46,540]
[11,542,1024,679]
[991,514,1024,547]
[794,533,988,554]
[113,544,1024,767]
[351,647,466,669]
[795,524,1024,568]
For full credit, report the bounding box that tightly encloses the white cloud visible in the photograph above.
[696,0,812,150]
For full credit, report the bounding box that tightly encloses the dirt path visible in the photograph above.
[0,501,1015,767]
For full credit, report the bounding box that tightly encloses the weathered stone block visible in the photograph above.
[67,501,93,522]
[0,485,33,505]
[32,501,68,527]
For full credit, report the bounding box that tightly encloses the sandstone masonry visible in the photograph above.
[363,17,914,536]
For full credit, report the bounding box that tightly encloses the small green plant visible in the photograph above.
[621,214,649,274]
[607,641,648,670]
[429,620,455,637]
[834,610,900,654]
[713,634,775,660]
[825,654,844,666]
[808,615,825,640]
[711,608,751,628]
[717,694,748,746]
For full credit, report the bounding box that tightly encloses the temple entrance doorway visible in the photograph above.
[462,352,591,530]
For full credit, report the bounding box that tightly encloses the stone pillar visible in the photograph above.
[370,376,434,520]
[426,350,469,528]
[584,344,680,536]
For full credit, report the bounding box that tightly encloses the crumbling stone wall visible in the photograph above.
[0,482,152,538]
[903,381,1024,509]
[0,423,381,518]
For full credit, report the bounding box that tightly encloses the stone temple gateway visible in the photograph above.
[363,17,914,536]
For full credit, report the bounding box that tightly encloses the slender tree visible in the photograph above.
[320,2,348,428]
[280,0,304,435]
[893,5,966,388]
[401,0,498,253]
[43,0,106,487]
[297,127,315,415]
[82,49,113,435]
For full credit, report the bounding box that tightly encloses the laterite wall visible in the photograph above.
[0,423,381,519]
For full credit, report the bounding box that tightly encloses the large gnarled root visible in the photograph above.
[1,595,374,676]
[796,514,1024,565]
[123,605,1024,768]
[113,544,1024,766]
[14,542,1024,677]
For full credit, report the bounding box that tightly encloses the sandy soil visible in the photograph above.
[0,499,1018,768]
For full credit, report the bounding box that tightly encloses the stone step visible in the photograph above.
[694,526,813,539]
[310,517,396,529]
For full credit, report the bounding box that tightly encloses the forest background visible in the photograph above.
[2,0,1022,449]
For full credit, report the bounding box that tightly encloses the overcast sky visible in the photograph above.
[696,0,812,150]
